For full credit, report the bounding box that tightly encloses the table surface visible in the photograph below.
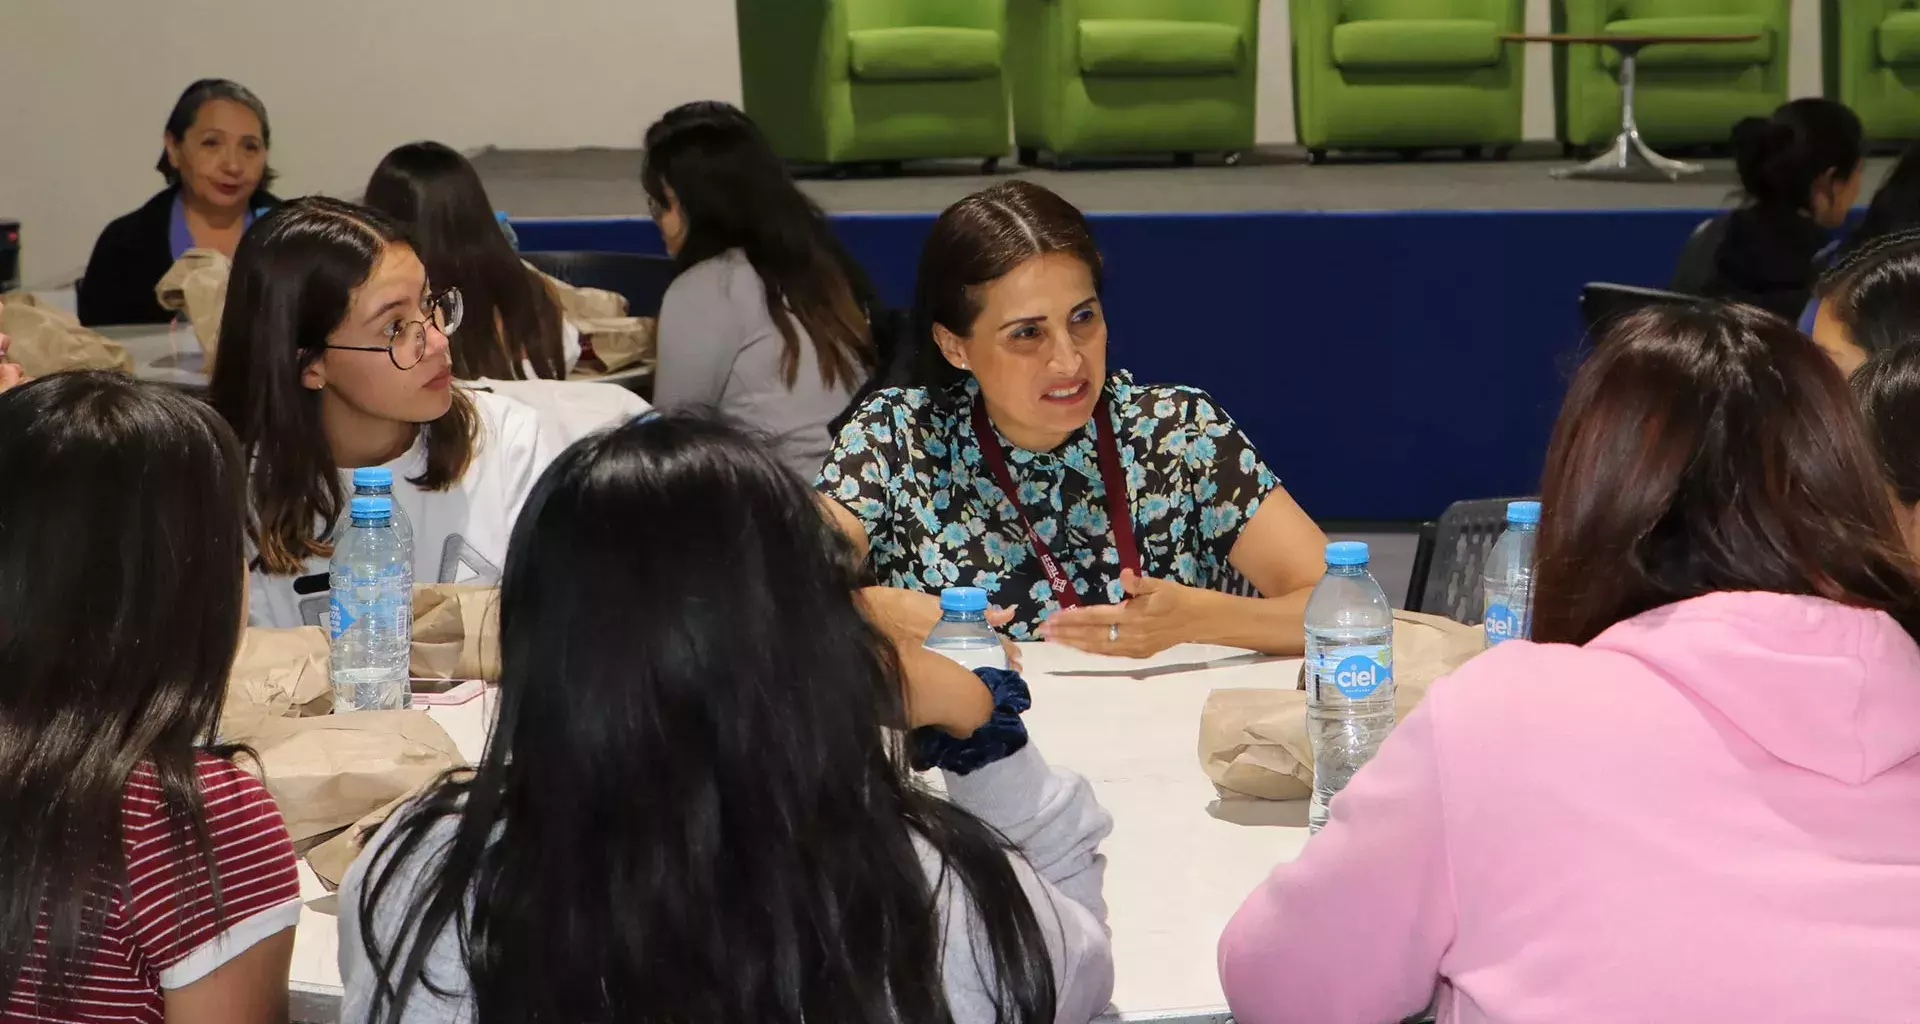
[1502,32,1761,45]
[287,643,1310,1023]
[98,322,208,388]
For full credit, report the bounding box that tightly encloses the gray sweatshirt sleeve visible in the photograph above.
[651,257,741,413]
[936,743,1118,1024]
[337,815,477,1024]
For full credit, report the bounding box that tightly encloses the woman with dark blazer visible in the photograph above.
[78,79,281,326]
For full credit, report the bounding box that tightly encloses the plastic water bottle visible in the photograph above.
[1482,501,1541,649]
[330,496,413,712]
[923,587,1009,672]
[495,210,520,252]
[1304,541,1396,833]
[351,467,413,550]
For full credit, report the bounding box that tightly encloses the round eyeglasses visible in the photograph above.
[324,287,463,370]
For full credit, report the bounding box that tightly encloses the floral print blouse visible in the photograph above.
[817,371,1281,637]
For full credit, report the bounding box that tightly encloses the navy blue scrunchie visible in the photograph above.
[910,666,1031,775]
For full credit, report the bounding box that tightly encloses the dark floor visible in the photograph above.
[469,143,1898,218]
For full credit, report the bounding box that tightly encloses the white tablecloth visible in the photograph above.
[288,643,1309,1023]
[98,322,209,388]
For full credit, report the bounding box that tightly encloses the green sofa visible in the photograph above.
[1824,0,1920,142]
[1290,0,1525,161]
[735,0,1010,169]
[1006,0,1258,165]
[1554,0,1790,150]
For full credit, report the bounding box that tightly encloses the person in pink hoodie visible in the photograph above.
[1219,301,1920,1024]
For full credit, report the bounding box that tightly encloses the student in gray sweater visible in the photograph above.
[338,413,1115,1024]
[643,103,876,482]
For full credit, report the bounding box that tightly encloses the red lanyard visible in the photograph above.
[971,393,1142,609]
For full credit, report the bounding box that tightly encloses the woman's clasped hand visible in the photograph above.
[1040,569,1217,658]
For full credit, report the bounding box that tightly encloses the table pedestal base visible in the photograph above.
[1552,126,1702,182]
[1548,45,1702,183]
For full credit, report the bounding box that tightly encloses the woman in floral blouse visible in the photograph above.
[818,181,1327,658]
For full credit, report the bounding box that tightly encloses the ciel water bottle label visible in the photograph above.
[329,594,355,640]
[1484,601,1526,645]
[1310,644,1393,700]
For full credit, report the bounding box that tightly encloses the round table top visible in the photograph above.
[1502,32,1761,45]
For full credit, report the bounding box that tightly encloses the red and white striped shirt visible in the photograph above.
[4,754,302,1023]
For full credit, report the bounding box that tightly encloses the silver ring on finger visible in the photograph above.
[1109,623,1120,643]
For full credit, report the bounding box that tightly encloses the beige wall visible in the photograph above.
[2,0,1828,289]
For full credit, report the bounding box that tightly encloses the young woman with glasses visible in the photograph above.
[209,197,556,628]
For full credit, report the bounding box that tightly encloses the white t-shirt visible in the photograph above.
[248,388,555,629]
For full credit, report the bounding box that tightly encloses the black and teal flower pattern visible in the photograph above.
[818,371,1280,637]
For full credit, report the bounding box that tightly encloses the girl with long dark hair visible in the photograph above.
[643,101,877,479]
[1843,233,1920,552]
[339,414,1115,1023]
[209,197,554,628]
[1221,303,1920,1022]
[363,142,574,381]
[1810,229,1920,375]
[0,372,302,1022]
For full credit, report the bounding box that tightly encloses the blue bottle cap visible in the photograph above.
[350,496,392,520]
[940,586,989,613]
[352,467,394,489]
[1325,541,1370,566]
[1506,500,1542,526]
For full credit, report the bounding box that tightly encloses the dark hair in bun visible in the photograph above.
[1732,98,1862,211]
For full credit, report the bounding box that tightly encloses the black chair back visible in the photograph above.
[1667,213,1726,296]
[827,304,918,439]
[1404,497,1533,625]
[1578,281,1698,337]
[523,250,679,318]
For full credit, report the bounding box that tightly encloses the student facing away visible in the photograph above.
[1221,303,1920,1024]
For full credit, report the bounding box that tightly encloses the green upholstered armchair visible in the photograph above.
[1554,0,1790,150]
[735,0,1009,169]
[1290,0,1525,162]
[1005,0,1258,165]
[1824,0,1920,142]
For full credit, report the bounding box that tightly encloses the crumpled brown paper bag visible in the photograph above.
[526,264,657,375]
[0,290,133,375]
[234,711,464,844]
[413,584,500,682]
[306,791,418,888]
[217,621,475,883]
[1199,611,1485,802]
[221,626,333,740]
[411,586,465,681]
[154,249,230,358]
